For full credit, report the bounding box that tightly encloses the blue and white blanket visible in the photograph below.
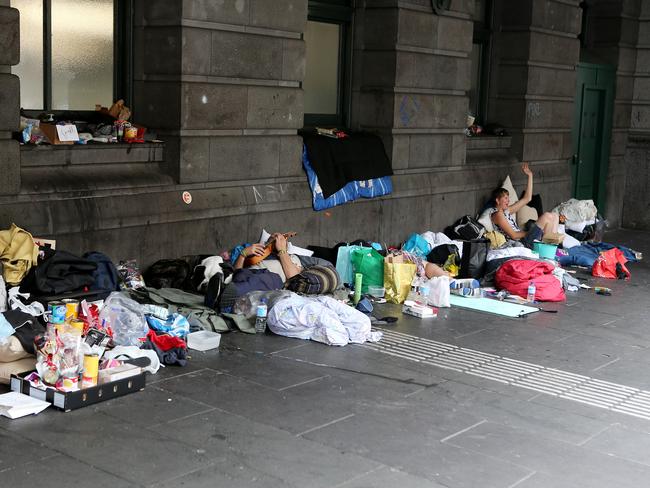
[302,146,392,211]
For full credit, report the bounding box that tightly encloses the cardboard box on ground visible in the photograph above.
[10,368,146,413]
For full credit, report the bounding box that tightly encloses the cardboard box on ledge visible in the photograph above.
[40,123,79,145]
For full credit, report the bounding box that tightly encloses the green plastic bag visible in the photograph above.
[350,248,384,293]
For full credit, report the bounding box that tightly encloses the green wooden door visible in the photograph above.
[571,63,615,212]
[575,87,604,198]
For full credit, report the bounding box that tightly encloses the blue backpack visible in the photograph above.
[83,252,121,292]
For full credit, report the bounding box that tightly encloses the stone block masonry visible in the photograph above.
[0,5,19,194]
[0,0,648,265]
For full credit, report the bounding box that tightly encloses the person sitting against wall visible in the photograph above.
[235,232,303,282]
[490,162,560,249]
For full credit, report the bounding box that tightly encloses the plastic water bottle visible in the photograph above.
[255,301,268,334]
[407,277,422,303]
[418,284,430,305]
[526,282,536,302]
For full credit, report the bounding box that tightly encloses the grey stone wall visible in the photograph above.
[488,0,581,212]
[623,135,650,228]
[584,0,641,226]
[623,0,650,229]
[350,1,478,239]
[125,0,313,257]
[0,0,646,267]
[0,3,20,194]
[133,0,306,186]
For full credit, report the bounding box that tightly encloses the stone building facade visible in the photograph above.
[0,0,647,266]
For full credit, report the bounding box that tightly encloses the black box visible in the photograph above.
[10,370,146,412]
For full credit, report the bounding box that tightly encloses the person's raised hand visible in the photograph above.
[521,162,533,177]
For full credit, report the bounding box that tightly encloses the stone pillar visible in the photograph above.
[623,0,650,228]
[0,2,20,194]
[489,0,581,209]
[349,1,476,234]
[133,0,306,185]
[353,1,471,171]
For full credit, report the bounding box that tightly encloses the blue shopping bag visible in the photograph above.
[336,245,370,285]
[402,233,431,258]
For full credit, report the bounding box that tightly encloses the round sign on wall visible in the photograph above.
[182,191,192,204]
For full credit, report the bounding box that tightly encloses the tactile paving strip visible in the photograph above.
[359,329,650,420]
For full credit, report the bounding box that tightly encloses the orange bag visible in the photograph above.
[592,248,630,280]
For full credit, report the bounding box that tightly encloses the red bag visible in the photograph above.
[592,248,630,280]
[495,260,565,302]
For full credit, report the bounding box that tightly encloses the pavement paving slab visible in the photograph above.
[1,229,649,487]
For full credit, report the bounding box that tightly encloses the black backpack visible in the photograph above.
[426,243,460,266]
[19,250,98,296]
[445,215,486,241]
[83,251,121,292]
[143,259,190,289]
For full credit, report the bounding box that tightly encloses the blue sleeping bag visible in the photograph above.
[302,146,392,211]
[558,242,638,268]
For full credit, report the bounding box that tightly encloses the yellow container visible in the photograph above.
[69,320,85,335]
[81,354,100,388]
[62,299,79,320]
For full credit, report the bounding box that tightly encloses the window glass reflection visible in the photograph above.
[304,20,340,115]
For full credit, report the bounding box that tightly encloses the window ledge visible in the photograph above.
[627,132,650,145]
[19,142,174,194]
[465,135,512,151]
[466,135,514,165]
[20,142,165,167]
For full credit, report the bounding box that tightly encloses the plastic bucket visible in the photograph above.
[187,330,221,351]
[533,241,558,260]
[368,285,385,298]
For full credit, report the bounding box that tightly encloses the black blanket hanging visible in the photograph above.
[302,133,393,198]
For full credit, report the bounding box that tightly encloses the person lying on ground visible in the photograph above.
[425,261,451,279]
[234,232,303,282]
[489,162,560,249]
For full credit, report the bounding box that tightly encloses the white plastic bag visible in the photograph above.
[267,294,379,346]
[99,292,148,346]
[104,346,160,374]
[7,287,45,317]
[427,275,450,308]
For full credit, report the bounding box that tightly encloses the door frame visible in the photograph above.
[571,62,615,213]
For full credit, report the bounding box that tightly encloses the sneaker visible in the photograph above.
[451,287,482,298]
